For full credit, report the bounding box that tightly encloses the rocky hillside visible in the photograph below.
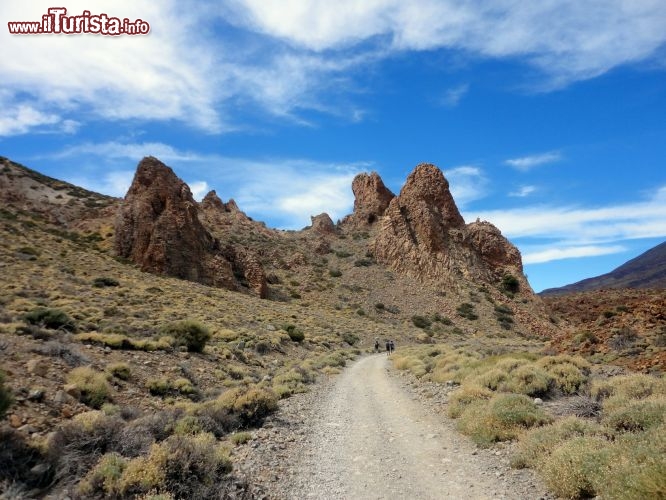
[544,288,666,372]
[541,240,666,295]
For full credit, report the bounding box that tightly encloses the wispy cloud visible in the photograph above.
[231,0,666,87]
[440,84,469,107]
[48,141,368,229]
[504,151,561,171]
[49,141,207,163]
[469,185,666,263]
[3,1,666,136]
[509,185,538,197]
[445,165,488,207]
[522,245,626,265]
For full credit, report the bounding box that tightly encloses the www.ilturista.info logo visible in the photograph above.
[7,7,150,35]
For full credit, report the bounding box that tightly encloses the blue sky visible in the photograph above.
[2,1,666,292]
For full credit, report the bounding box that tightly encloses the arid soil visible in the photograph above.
[236,355,552,499]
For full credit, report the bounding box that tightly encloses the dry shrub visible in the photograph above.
[512,416,605,469]
[456,394,552,447]
[159,320,211,353]
[107,362,131,381]
[66,366,112,409]
[503,364,553,397]
[602,397,666,433]
[472,368,508,391]
[448,385,493,418]
[597,423,666,500]
[77,452,127,498]
[393,354,429,378]
[118,432,232,498]
[536,356,589,395]
[540,436,609,499]
[46,411,124,484]
[590,373,665,403]
[0,427,50,489]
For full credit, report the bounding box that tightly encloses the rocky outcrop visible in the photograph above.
[343,172,395,226]
[309,213,336,235]
[114,157,267,296]
[201,190,242,214]
[373,163,528,290]
[223,246,268,298]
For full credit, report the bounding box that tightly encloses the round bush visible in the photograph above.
[23,307,76,332]
[160,321,211,353]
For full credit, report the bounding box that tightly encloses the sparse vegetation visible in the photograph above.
[66,366,112,409]
[23,307,76,331]
[160,320,211,353]
[456,303,478,320]
[411,315,432,329]
[93,276,120,287]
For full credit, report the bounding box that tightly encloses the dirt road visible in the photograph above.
[280,354,549,500]
[236,354,551,499]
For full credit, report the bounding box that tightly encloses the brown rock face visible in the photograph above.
[374,163,527,288]
[309,213,336,235]
[114,157,267,296]
[223,246,268,298]
[345,172,395,226]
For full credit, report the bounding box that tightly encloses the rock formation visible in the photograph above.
[373,163,528,290]
[309,213,336,235]
[114,157,267,297]
[343,172,395,226]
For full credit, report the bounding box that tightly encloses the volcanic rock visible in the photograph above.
[344,172,395,226]
[374,163,527,288]
[114,157,236,287]
[309,213,336,235]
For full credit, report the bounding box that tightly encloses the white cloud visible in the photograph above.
[440,83,469,107]
[1,1,224,132]
[0,103,60,136]
[509,185,537,197]
[505,151,561,171]
[70,170,134,198]
[230,0,666,86]
[47,141,368,228]
[188,181,210,202]
[50,141,206,163]
[523,245,626,265]
[444,165,488,207]
[467,185,666,263]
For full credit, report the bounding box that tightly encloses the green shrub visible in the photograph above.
[216,387,278,428]
[283,324,305,342]
[230,431,252,445]
[473,368,508,391]
[92,277,120,287]
[512,416,605,469]
[603,399,666,432]
[0,372,13,419]
[329,268,342,277]
[537,356,589,395]
[23,307,76,332]
[448,385,493,418]
[457,394,552,447]
[78,452,127,497]
[597,423,666,500]
[160,321,210,353]
[341,332,359,345]
[540,436,609,499]
[67,366,111,409]
[411,315,432,329]
[107,362,131,381]
[501,274,520,293]
[590,373,665,403]
[456,303,478,320]
[147,377,196,398]
[503,364,553,397]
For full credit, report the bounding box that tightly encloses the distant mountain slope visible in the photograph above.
[540,241,666,295]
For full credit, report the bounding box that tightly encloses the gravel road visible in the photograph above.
[236,354,552,499]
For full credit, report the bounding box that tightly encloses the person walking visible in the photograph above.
[389,340,395,354]
[386,340,391,356]
[374,339,380,353]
